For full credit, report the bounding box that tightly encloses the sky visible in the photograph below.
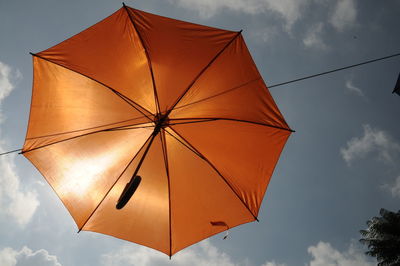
[0,0,399,265]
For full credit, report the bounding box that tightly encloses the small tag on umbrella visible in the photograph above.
[210,221,230,240]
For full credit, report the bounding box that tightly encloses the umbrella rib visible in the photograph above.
[165,30,243,116]
[170,77,262,112]
[78,132,154,232]
[25,116,151,140]
[163,128,203,159]
[170,117,295,132]
[166,126,259,221]
[21,122,154,154]
[105,124,156,131]
[168,118,219,127]
[30,53,154,121]
[160,130,173,258]
[123,4,161,114]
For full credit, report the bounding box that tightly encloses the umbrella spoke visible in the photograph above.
[160,131,173,258]
[170,78,261,113]
[124,4,161,115]
[26,116,154,140]
[165,31,243,117]
[163,128,202,159]
[22,122,155,154]
[104,124,156,131]
[165,127,259,221]
[169,117,294,132]
[168,118,219,127]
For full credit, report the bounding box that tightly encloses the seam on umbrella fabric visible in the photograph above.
[160,130,173,258]
[25,116,152,140]
[169,117,295,132]
[123,5,161,115]
[31,53,154,121]
[165,30,243,117]
[21,122,153,154]
[171,77,262,112]
[167,126,259,221]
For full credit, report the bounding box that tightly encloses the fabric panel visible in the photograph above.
[128,7,238,112]
[170,35,289,130]
[24,128,153,228]
[171,120,291,216]
[164,130,255,254]
[24,57,151,151]
[83,135,170,255]
[37,8,156,113]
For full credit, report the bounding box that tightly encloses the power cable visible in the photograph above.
[1,52,399,156]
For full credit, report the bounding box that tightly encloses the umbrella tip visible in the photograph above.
[122,2,126,6]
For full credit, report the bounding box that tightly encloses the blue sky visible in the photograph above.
[0,0,399,265]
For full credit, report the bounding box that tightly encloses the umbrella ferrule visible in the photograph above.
[154,114,170,134]
[154,124,162,134]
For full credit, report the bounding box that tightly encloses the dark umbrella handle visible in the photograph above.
[116,175,142,209]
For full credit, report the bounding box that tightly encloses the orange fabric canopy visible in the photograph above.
[23,4,292,256]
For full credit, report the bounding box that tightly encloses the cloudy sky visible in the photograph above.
[0,0,399,265]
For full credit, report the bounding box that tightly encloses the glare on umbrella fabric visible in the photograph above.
[23,4,293,256]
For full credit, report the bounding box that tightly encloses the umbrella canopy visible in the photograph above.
[23,4,293,256]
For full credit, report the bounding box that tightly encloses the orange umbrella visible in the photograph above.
[23,4,293,257]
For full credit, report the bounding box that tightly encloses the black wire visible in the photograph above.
[0,149,22,156]
[1,52,399,157]
[268,52,400,88]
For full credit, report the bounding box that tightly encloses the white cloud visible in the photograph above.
[170,0,309,31]
[303,23,328,50]
[0,247,16,266]
[101,239,377,266]
[382,176,400,198]
[330,0,357,32]
[345,80,365,97]
[261,261,286,266]
[249,26,278,43]
[0,61,22,123]
[307,241,374,266]
[101,240,245,266]
[340,124,400,165]
[260,0,309,31]
[0,246,62,266]
[0,152,39,226]
[0,61,39,226]
[0,61,20,103]
[389,176,400,197]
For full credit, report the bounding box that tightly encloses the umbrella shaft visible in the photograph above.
[133,130,158,177]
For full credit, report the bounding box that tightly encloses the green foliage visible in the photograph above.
[360,208,400,266]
